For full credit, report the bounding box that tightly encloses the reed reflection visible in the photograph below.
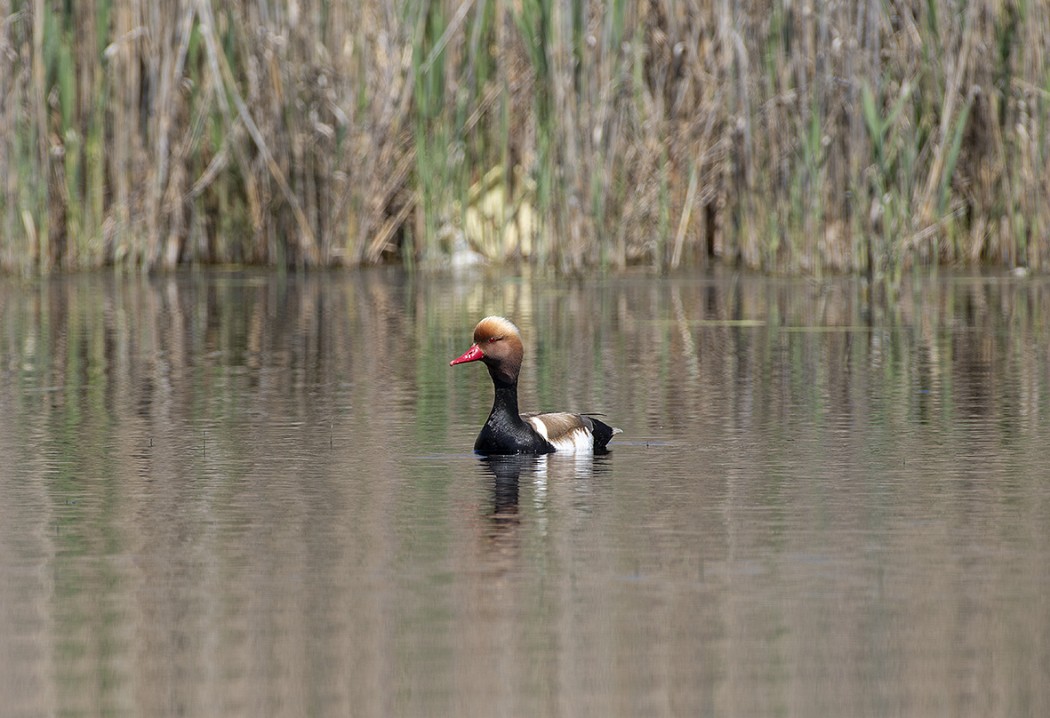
[0,270,1047,718]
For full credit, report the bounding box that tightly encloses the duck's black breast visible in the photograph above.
[474,416,555,455]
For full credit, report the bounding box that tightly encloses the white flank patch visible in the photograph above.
[526,416,549,440]
[527,417,594,453]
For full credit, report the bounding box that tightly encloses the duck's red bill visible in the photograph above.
[450,344,484,366]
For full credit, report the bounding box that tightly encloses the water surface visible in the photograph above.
[1,269,1048,717]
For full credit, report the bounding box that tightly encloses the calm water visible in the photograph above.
[1,269,1048,717]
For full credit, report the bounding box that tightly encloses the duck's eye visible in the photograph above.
[488,336,501,343]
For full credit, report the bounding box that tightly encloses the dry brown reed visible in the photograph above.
[0,0,1047,275]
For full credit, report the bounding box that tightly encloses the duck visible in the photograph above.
[450,316,621,455]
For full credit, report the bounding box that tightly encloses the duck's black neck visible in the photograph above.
[474,369,553,455]
[488,371,521,420]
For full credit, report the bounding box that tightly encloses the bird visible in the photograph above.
[450,316,621,455]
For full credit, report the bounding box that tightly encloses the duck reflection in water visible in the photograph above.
[478,453,612,549]
[481,455,528,536]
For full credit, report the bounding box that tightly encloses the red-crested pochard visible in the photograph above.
[450,316,621,455]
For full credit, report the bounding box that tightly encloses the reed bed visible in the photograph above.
[1,0,1047,275]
